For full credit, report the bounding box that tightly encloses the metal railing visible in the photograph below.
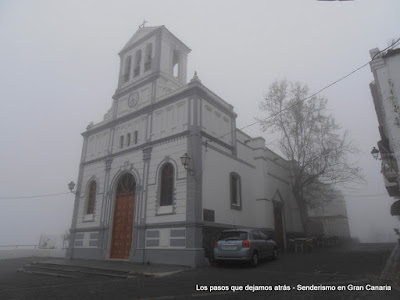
[381,153,399,183]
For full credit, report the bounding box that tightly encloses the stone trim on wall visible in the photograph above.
[115,73,160,100]
[200,131,233,152]
[132,247,205,266]
[205,142,255,169]
[82,130,189,167]
[81,176,100,223]
[84,83,236,138]
[255,155,288,170]
[70,226,103,233]
[148,156,185,186]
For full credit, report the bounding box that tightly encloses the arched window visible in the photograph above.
[144,43,152,72]
[230,172,241,210]
[123,55,131,82]
[160,163,174,206]
[134,50,142,77]
[87,181,96,215]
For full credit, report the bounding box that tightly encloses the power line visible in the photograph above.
[213,37,400,141]
[73,38,400,172]
[0,132,203,201]
[0,134,203,201]
[102,35,400,178]
[8,40,397,201]
[0,192,72,200]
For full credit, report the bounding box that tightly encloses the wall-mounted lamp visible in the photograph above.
[68,181,76,194]
[180,153,193,174]
[371,147,380,160]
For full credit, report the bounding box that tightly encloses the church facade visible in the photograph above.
[67,26,304,266]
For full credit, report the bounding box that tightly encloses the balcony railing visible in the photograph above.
[381,153,399,183]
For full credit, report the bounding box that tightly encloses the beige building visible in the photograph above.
[308,191,351,238]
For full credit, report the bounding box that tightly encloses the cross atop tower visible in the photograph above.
[138,20,147,29]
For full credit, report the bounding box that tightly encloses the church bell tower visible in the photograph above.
[111,25,191,117]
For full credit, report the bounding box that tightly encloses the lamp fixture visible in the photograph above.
[371,147,380,160]
[180,153,193,174]
[68,181,76,194]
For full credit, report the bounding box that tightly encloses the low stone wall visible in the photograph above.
[0,249,66,260]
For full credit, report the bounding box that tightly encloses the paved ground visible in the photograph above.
[0,243,399,299]
[31,256,189,276]
[381,242,400,285]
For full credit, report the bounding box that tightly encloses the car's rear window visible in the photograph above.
[218,231,248,240]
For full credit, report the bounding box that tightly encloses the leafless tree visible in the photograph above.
[258,79,363,233]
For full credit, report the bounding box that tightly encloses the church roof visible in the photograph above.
[120,26,162,53]
[119,25,191,55]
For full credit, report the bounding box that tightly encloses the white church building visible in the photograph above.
[67,25,304,266]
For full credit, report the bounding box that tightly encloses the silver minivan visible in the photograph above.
[213,229,278,266]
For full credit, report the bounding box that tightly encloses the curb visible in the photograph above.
[379,243,400,291]
[20,261,185,279]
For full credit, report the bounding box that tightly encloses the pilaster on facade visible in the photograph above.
[100,158,113,227]
[142,147,152,161]
[105,158,113,170]
[67,156,85,258]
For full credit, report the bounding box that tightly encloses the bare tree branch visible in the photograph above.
[257,79,364,234]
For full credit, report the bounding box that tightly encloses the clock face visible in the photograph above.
[128,92,140,107]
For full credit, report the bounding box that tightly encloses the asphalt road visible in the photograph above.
[0,243,399,300]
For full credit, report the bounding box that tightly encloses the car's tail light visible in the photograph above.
[214,241,218,248]
[242,240,250,247]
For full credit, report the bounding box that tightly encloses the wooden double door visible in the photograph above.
[110,173,136,259]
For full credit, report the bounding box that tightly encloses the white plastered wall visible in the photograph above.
[202,144,259,227]
[85,130,111,161]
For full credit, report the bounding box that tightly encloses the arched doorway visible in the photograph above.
[273,204,285,249]
[110,173,136,259]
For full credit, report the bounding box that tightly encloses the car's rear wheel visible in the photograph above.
[250,252,259,267]
[272,247,279,260]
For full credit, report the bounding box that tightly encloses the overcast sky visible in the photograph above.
[0,0,399,246]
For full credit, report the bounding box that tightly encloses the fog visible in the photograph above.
[0,0,399,247]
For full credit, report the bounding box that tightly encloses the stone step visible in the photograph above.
[20,262,139,279]
[17,268,81,278]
